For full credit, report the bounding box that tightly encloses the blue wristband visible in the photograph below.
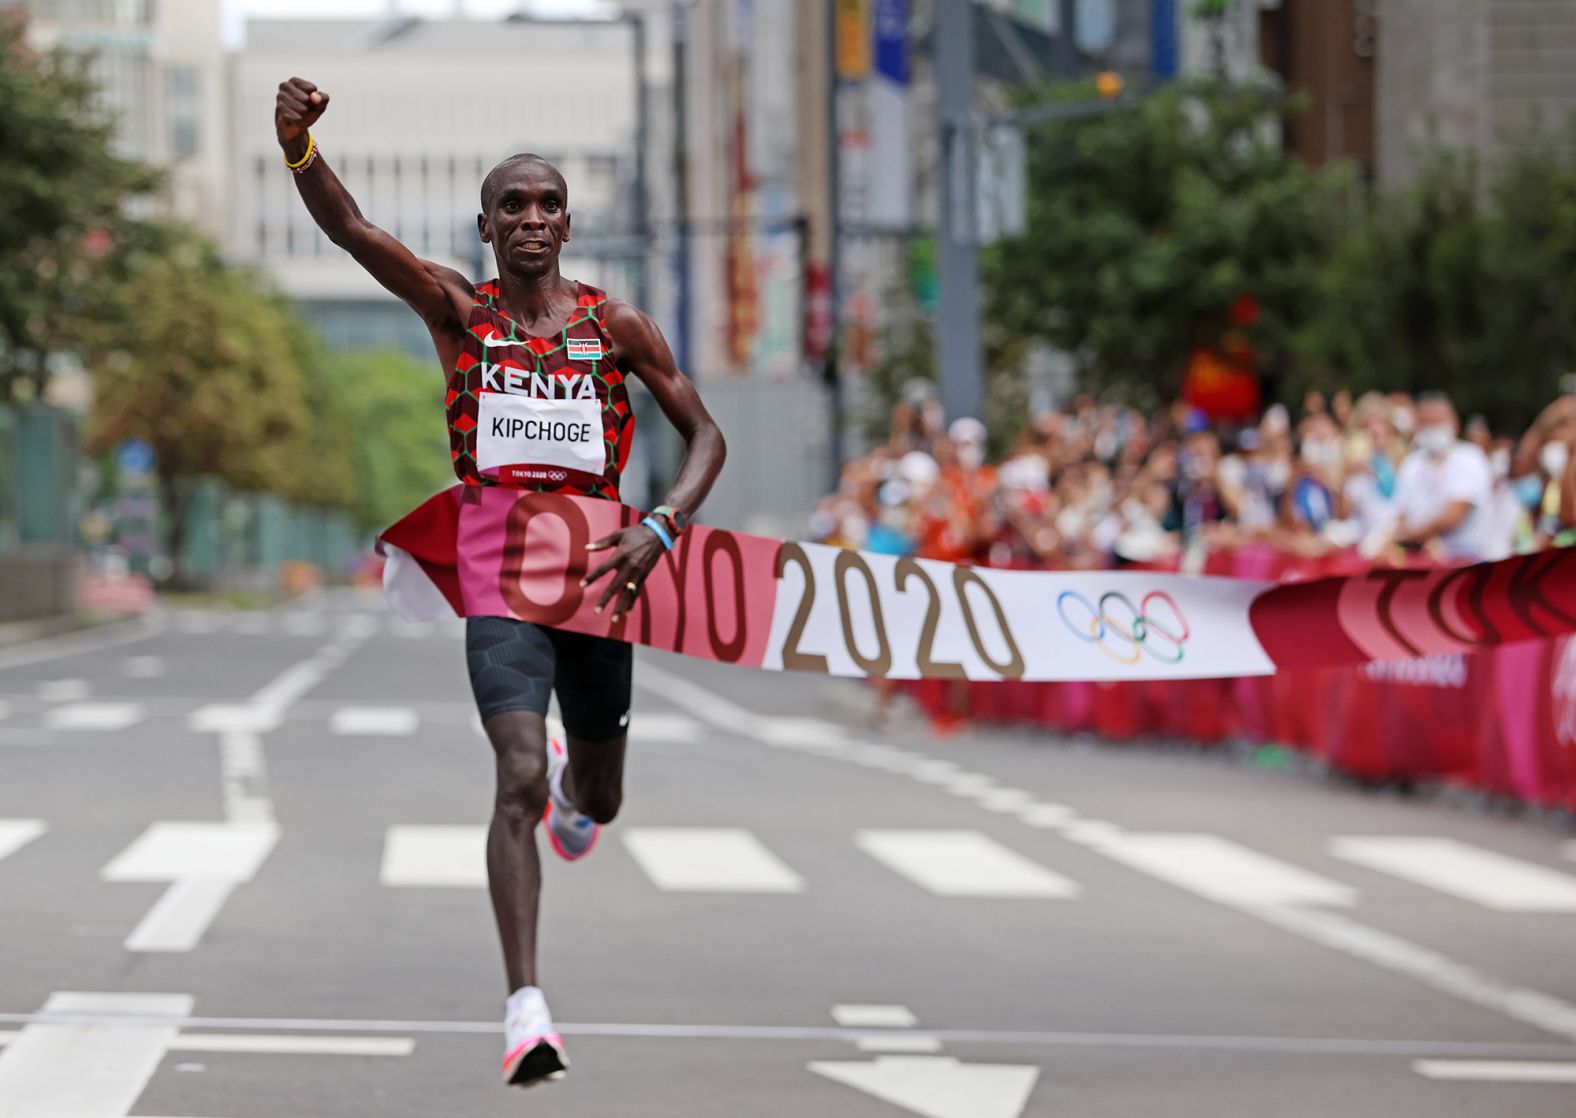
[641,515,675,551]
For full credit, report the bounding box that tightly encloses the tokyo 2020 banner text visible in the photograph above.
[379,487,1576,682]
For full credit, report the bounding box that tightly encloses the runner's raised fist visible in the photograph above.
[276,77,330,145]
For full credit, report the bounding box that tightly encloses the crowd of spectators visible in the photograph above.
[811,383,1576,571]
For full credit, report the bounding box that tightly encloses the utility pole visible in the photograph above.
[935,0,983,425]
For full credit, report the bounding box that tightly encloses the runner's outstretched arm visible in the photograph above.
[275,77,472,357]
[583,301,727,619]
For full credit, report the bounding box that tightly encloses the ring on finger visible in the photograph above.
[625,581,639,593]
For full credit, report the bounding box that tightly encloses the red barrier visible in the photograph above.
[903,549,1576,810]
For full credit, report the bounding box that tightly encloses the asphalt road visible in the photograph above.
[2,593,1575,1117]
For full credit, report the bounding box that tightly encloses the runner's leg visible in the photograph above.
[551,629,633,824]
[482,709,549,990]
[467,617,557,990]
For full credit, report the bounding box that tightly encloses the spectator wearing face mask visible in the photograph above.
[1390,393,1494,560]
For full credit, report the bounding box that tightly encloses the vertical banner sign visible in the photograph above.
[726,0,758,368]
[867,0,911,231]
[381,489,1576,683]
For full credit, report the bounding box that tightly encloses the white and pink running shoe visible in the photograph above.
[503,985,568,1087]
[543,738,598,862]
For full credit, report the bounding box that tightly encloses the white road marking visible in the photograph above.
[122,655,166,679]
[330,706,420,736]
[123,879,241,953]
[1016,803,1075,829]
[809,1056,1039,1118]
[939,773,998,797]
[219,730,274,825]
[0,820,45,864]
[102,823,280,952]
[857,1035,944,1053]
[0,1012,1572,1059]
[1062,819,1124,845]
[975,788,1036,813]
[833,1005,918,1029]
[1096,833,1357,907]
[36,678,89,703]
[909,760,963,784]
[0,991,191,1117]
[1412,1059,1576,1083]
[164,1033,414,1057]
[249,661,327,715]
[855,830,1079,899]
[381,825,486,888]
[0,617,158,668]
[44,701,145,731]
[1250,904,1576,1043]
[1330,836,1576,913]
[623,827,805,893]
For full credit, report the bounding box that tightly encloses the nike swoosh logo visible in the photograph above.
[480,335,525,348]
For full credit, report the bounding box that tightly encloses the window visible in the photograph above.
[167,64,199,159]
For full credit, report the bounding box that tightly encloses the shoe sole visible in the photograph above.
[504,1037,569,1087]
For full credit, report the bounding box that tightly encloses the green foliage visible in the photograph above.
[0,20,158,399]
[1297,135,1576,428]
[983,79,1349,402]
[323,349,453,531]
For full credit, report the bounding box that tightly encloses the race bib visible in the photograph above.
[476,393,604,477]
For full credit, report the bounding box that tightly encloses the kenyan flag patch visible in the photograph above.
[567,338,604,361]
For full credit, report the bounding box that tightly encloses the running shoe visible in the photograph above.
[502,986,568,1087]
[543,738,598,861]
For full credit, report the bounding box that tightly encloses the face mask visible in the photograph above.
[1541,440,1570,478]
[1392,410,1415,436]
[1303,438,1341,470]
[1490,448,1511,479]
[1514,475,1545,509]
[958,444,985,470]
[1415,425,1454,456]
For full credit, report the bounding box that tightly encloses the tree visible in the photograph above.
[0,17,157,400]
[1298,134,1576,429]
[983,78,1348,406]
[322,349,453,532]
[83,231,317,575]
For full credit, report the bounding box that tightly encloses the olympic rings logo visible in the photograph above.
[1056,589,1191,666]
[547,470,567,482]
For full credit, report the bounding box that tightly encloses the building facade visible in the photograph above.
[18,0,229,240]
[1376,0,1576,186]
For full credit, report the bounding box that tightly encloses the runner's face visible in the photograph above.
[479,165,571,271]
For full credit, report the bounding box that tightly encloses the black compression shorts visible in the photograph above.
[465,616,632,741]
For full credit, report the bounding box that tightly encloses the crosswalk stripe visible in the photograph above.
[381,825,487,887]
[1096,833,1357,907]
[833,1005,918,1028]
[1412,1060,1576,1083]
[0,992,191,1115]
[623,827,805,893]
[0,820,45,864]
[36,679,89,703]
[1330,837,1576,913]
[330,706,420,736]
[855,830,1080,899]
[43,702,145,731]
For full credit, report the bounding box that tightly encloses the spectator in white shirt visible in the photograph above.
[1391,394,1494,560]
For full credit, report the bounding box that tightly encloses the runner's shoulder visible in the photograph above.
[423,260,477,332]
[600,297,663,360]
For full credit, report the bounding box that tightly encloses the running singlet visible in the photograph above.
[446,280,634,501]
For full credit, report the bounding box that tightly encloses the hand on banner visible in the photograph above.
[582,525,665,621]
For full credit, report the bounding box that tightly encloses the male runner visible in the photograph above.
[275,77,726,1087]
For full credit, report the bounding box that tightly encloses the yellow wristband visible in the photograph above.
[283,132,316,170]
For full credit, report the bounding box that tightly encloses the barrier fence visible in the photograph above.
[903,545,1576,812]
